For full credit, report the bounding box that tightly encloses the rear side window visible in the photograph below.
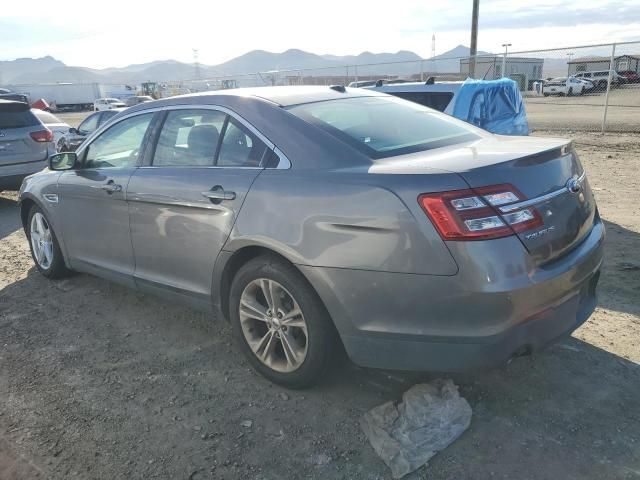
[287,96,479,159]
[153,109,226,166]
[217,117,268,167]
[389,91,454,112]
[78,113,100,134]
[99,111,119,126]
[0,106,38,129]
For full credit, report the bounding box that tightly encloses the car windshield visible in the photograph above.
[287,96,479,159]
[107,99,121,104]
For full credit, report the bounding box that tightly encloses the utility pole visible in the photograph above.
[192,49,201,80]
[469,0,480,78]
[566,52,574,76]
[501,43,511,78]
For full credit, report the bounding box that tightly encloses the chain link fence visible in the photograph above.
[180,41,640,135]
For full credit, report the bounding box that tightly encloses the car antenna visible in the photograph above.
[329,85,346,93]
[425,76,436,85]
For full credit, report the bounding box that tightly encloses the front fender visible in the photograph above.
[19,172,70,267]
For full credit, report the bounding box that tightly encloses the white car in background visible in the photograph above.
[94,97,126,111]
[31,109,71,151]
[543,76,592,96]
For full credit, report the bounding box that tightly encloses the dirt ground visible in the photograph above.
[0,131,639,480]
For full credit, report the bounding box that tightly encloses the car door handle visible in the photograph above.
[201,187,236,202]
[100,181,123,194]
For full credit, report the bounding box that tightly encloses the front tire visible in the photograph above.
[56,138,67,152]
[27,205,71,278]
[229,256,336,388]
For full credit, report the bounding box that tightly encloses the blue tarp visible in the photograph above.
[452,78,529,136]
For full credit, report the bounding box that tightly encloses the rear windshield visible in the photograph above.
[0,108,39,129]
[33,110,62,125]
[287,96,479,159]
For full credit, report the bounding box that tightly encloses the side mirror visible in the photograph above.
[68,127,78,134]
[49,152,77,171]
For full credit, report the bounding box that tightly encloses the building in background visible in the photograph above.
[567,54,640,75]
[460,56,544,90]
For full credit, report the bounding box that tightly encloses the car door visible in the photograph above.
[57,111,156,286]
[127,107,273,305]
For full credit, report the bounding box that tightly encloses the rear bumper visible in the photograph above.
[299,218,605,372]
[0,157,49,190]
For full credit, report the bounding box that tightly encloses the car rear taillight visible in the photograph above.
[418,184,543,240]
[30,129,54,143]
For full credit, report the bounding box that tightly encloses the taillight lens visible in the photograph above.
[418,184,543,240]
[30,129,54,143]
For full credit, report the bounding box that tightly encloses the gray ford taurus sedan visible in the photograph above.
[19,86,604,388]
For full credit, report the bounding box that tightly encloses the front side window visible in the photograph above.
[153,109,226,166]
[83,113,153,169]
[287,96,479,159]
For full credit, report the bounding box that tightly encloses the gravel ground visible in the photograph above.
[0,132,639,480]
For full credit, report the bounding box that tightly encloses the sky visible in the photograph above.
[2,0,640,69]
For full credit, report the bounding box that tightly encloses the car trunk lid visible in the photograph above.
[372,134,597,265]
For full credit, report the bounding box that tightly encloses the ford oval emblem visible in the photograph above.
[566,177,582,194]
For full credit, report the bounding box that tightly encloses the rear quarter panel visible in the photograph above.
[226,168,466,276]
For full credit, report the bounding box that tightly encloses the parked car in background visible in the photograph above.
[125,95,154,107]
[363,80,461,113]
[19,86,603,388]
[94,98,126,111]
[618,70,640,84]
[31,109,71,151]
[0,88,29,103]
[574,70,623,90]
[363,78,529,135]
[58,108,125,151]
[543,76,591,96]
[0,100,54,190]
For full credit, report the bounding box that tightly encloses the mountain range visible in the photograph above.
[0,45,491,85]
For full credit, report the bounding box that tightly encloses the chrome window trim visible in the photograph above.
[499,171,586,213]
[77,104,292,170]
[273,147,291,170]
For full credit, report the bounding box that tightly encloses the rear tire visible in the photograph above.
[26,205,72,279]
[229,255,336,388]
[567,87,573,96]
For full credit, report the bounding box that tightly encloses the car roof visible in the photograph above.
[145,85,387,108]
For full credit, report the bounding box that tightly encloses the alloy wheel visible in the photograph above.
[239,278,308,373]
[30,212,54,269]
